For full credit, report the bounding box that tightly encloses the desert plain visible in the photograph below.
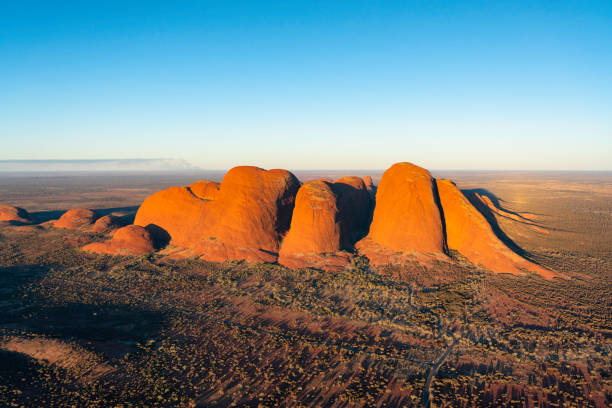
[0,168,610,407]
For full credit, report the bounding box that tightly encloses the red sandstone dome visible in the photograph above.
[134,186,208,248]
[0,204,31,224]
[278,180,351,270]
[127,161,561,278]
[192,166,300,263]
[134,166,300,263]
[436,179,562,279]
[90,215,124,233]
[54,208,96,229]
[356,162,446,264]
[82,225,155,256]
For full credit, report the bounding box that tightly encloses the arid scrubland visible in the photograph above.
[0,171,610,407]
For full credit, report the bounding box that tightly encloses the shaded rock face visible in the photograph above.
[436,180,562,279]
[332,176,372,248]
[356,163,446,264]
[193,166,301,263]
[363,176,376,199]
[0,204,31,224]
[90,215,125,233]
[54,209,96,229]
[82,225,155,256]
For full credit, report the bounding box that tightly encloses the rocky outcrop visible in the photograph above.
[134,166,300,263]
[0,204,31,224]
[54,209,96,229]
[82,225,155,256]
[356,163,446,264]
[134,186,208,248]
[188,180,219,201]
[125,162,560,279]
[192,166,300,263]
[436,180,561,278]
[90,215,125,233]
[278,180,351,270]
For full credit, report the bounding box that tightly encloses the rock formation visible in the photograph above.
[278,180,351,270]
[363,176,376,199]
[332,176,372,247]
[125,162,560,279]
[192,166,300,263]
[436,180,561,278]
[0,204,31,224]
[82,225,155,256]
[90,215,125,233]
[134,166,300,263]
[54,208,96,229]
[134,186,208,248]
[355,162,447,264]
[188,180,219,201]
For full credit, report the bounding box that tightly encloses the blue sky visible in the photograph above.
[1,1,611,170]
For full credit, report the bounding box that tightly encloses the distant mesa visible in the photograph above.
[4,161,560,279]
[82,225,155,256]
[53,208,97,229]
[0,204,32,224]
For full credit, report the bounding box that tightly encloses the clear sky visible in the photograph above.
[1,1,611,170]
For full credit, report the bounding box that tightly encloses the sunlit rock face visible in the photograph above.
[54,208,96,229]
[134,166,300,263]
[0,204,31,224]
[278,180,350,271]
[127,161,560,279]
[82,225,155,256]
[355,162,447,265]
[192,166,301,263]
[436,179,562,279]
[188,180,219,201]
[134,186,208,248]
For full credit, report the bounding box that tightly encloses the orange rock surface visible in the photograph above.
[356,162,446,264]
[90,215,124,233]
[193,166,300,263]
[82,225,155,256]
[0,204,31,224]
[436,179,562,279]
[54,208,96,229]
[280,180,342,255]
[188,180,219,201]
[134,186,208,248]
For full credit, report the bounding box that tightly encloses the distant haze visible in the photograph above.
[0,159,198,172]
